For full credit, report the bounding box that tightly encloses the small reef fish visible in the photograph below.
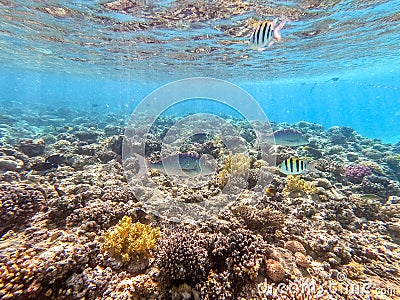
[256,129,308,147]
[278,157,316,175]
[357,194,382,201]
[387,195,400,204]
[350,194,382,202]
[249,18,286,50]
[265,187,277,196]
[135,152,216,177]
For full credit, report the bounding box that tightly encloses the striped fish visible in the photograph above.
[249,18,286,50]
[278,157,316,175]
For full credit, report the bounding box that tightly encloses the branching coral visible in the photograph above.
[155,226,266,298]
[222,152,251,175]
[283,175,317,195]
[103,216,160,262]
[155,226,211,287]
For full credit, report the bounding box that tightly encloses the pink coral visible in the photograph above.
[345,165,372,184]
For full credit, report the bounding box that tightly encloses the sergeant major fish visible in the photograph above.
[249,18,286,50]
[135,152,216,177]
[278,157,317,175]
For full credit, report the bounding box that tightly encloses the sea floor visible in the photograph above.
[0,103,400,299]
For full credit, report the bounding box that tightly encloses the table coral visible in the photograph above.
[103,216,160,262]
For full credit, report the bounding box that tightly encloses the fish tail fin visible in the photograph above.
[134,153,148,177]
[255,130,263,146]
[273,18,286,41]
[307,160,319,173]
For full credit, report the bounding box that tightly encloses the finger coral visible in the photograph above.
[103,216,160,262]
[155,226,211,287]
[155,226,266,298]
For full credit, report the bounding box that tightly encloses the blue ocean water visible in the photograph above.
[0,0,400,142]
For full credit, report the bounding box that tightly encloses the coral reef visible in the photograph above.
[103,273,159,299]
[284,240,307,254]
[231,205,285,235]
[156,226,266,298]
[156,226,211,288]
[345,165,372,184]
[18,139,45,157]
[103,216,161,262]
[1,108,400,300]
[360,174,398,198]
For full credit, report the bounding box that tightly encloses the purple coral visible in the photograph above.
[345,165,372,184]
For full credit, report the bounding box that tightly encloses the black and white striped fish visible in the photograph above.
[249,18,286,50]
[278,157,316,175]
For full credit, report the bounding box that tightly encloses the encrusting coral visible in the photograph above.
[283,175,317,195]
[103,216,160,262]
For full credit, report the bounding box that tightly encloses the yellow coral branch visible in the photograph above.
[103,216,161,262]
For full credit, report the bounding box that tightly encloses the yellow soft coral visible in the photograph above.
[103,216,161,262]
[222,152,251,175]
[216,169,229,187]
[283,175,317,195]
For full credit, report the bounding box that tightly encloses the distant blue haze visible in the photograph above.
[1,68,399,144]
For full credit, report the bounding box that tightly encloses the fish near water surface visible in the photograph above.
[256,129,309,147]
[135,152,216,177]
[249,18,286,50]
